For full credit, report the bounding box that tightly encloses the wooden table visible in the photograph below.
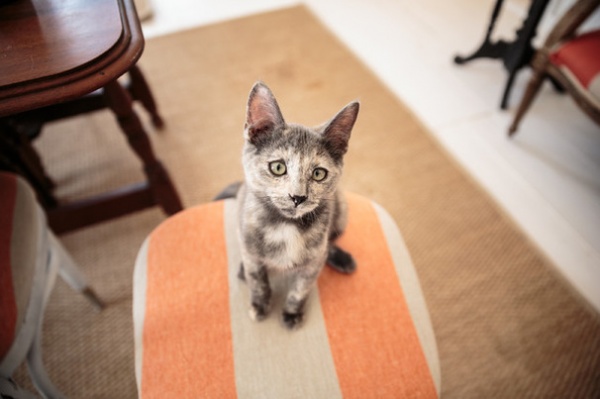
[0,0,183,234]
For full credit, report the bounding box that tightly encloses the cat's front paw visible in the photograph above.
[249,302,270,322]
[281,311,304,330]
[327,245,357,274]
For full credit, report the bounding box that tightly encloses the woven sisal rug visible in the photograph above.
[15,5,600,398]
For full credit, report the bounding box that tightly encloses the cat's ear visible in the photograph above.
[322,101,359,160]
[245,82,285,145]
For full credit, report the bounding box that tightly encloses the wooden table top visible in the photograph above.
[0,0,144,117]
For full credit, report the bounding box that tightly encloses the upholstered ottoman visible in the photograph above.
[133,193,440,398]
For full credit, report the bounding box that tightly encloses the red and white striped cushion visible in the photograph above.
[133,193,440,398]
[550,29,600,106]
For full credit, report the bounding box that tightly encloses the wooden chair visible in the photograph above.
[0,172,104,398]
[509,0,600,136]
[0,0,183,235]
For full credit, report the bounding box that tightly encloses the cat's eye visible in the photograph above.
[269,161,287,176]
[312,168,328,181]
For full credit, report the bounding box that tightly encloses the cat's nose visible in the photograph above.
[289,194,307,208]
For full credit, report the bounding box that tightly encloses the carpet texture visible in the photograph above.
[14,5,600,398]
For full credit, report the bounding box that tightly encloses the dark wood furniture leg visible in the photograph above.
[128,65,165,129]
[454,0,508,65]
[103,79,182,216]
[508,66,545,136]
[0,121,57,207]
[499,0,550,109]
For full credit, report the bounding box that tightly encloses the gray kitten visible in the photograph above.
[236,82,359,329]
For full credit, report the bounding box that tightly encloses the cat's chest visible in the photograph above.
[264,224,303,264]
[265,223,301,243]
[263,223,316,269]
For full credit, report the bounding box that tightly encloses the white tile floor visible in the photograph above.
[140,0,600,313]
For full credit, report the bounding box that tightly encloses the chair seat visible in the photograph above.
[550,29,600,104]
[133,193,440,398]
[0,172,43,368]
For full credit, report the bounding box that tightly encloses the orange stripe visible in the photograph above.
[0,173,18,360]
[142,201,236,398]
[318,194,437,398]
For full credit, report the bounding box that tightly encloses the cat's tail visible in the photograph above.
[213,181,243,201]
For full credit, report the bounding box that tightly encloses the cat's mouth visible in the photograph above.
[280,206,305,219]
[278,203,315,219]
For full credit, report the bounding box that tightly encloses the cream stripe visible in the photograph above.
[132,237,149,397]
[11,176,39,330]
[587,73,600,105]
[372,202,441,395]
[223,199,343,399]
[558,66,600,110]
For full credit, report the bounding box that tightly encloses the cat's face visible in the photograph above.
[242,82,359,220]
[243,124,342,219]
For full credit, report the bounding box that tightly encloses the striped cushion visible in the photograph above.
[550,29,600,104]
[0,172,43,375]
[133,193,440,398]
[0,173,39,363]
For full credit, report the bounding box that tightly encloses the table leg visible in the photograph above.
[103,79,182,216]
[499,0,550,109]
[454,0,507,64]
[0,121,57,207]
[128,65,165,129]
